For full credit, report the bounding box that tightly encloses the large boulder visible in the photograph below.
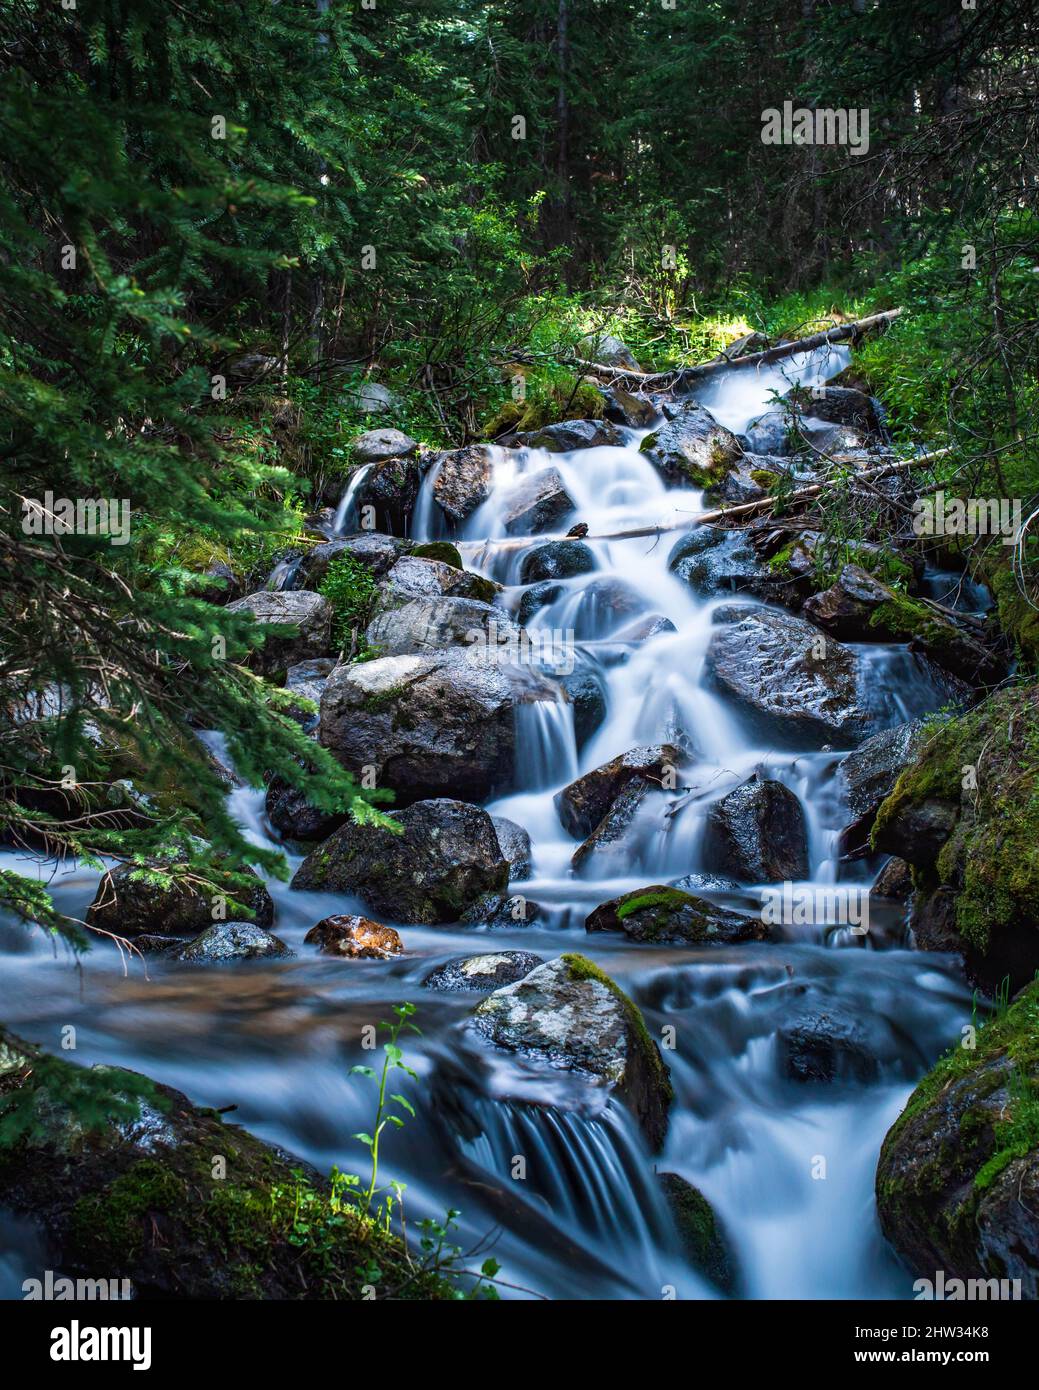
[705,607,870,746]
[784,384,887,439]
[585,885,767,945]
[471,953,673,1150]
[176,921,292,964]
[519,539,596,584]
[555,744,682,840]
[875,981,1039,1298]
[318,648,546,804]
[571,779,660,874]
[366,596,516,657]
[432,445,494,523]
[423,951,544,992]
[374,555,499,611]
[304,915,403,959]
[87,861,274,939]
[0,1027,444,1300]
[577,332,640,370]
[558,666,608,750]
[604,386,656,428]
[501,467,575,536]
[702,778,809,883]
[351,456,421,535]
[295,535,410,590]
[291,798,509,925]
[342,380,400,414]
[225,590,333,675]
[348,428,418,464]
[265,773,347,843]
[281,657,338,731]
[836,722,924,858]
[872,685,1039,992]
[668,527,771,598]
[511,419,621,452]
[640,401,742,488]
[777,1012,879,1084]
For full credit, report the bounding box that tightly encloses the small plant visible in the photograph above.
[318,553,378,657]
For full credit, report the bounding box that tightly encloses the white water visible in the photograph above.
[0,344,976,1301]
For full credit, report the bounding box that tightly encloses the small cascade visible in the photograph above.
[332,462,374,534]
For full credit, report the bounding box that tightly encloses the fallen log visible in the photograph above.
[564,308,903,388]
[458,448,950,554]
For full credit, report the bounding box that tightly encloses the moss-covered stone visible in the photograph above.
[659,1171,736,1293]
[411,541,463,569]
[875,982,1039,1296]
[0,1026,450,1300]
[586,885,766,945]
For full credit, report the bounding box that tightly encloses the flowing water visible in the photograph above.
[0,346,980,1300]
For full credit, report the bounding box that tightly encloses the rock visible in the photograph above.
[131,934,181,956]
[410,541,463,568]
[291,798,509,925]
[518,580,563,624]
[566,576,646,636]
[512,419,621,452]
[87,861,274,939]
[343,380,399,414]
[875,981,1039,1297]
[658,1172,735,1293]
[802,563,895,640]
[668,527,769,597]
[705,607,870,746]
[265,774,346,843]
[604,387,656,428]
[490,816,533,882]
[777,1012,879,1083]
[555,744,682,840]
[0,1026,442,1299]
[375,555,499,610]
[704,457,770,505]
[613,614,676,642]
[198,560,239,605]
[304,915,403,959]
[836,722,924,857]
[295,535,411,592]
[229,351,279,382]
[318,648,540,804]
[351,456,421,534]
[872,857,913,902]
[558,666,608,749]
[577,332,641,370]
[225,590,333,675]
[366,596,516,657]
[423,951,544,992]
[585,886,766,944]
[639,401,742,488]
[348,428,418,464]
[570,778,658,874]
[485,894,542,926]
[702,778,810,883]
[432,445,494,523]
[871,685,1039,992]
[176,921,292,964]
[501,467,575,535]
[784,384,887,439]
[519,540,596,584]
[471,953,673,1150]
[281,657,337,731]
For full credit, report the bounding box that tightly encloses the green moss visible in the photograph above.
[659,1173,733,1292]
[412,541,463,569]
[560,952,674,1106]
[750,468,778,489]
[70,1160,188,1264]
[465,575,499,605]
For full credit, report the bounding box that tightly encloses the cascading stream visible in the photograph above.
[0,343,975,1300]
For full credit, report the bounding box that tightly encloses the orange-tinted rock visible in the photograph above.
[304,914,403,959]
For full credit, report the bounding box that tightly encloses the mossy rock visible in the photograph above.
[0,1026,450,1300]
[585,885,766,945]
[872,683,1039,991]
[875,981,1039,1297]
[411,541,463,570]
[659,1172,736,1293]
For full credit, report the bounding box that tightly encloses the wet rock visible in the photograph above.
[318,648,537,804]
[742,408,791,456]
[485,894,542,927]
[555,744,682,840]
[294,534,411,590]
[614,614,677,642]
[578,332,641,370]
[872,857,913,902]
[501,467,575,536]
[639,401,742,488]
[585,885,767,945]
[511,419,622,452]
[375,555,499,610]
[225,590,333,675]
[704,458,769,505]
[432,445,494,523]
[423,951,544,992]
[291,798,509,925]
[0,1025,438,1299]
[87,861,274,939]
[873,794,960,868]
[702,778,810,883]
[604,386,656,428]
[366,596,517,657]
[802,563,895,640]
[668,527,770,598]
[410,541,463,568]
[471,953,673,1150]
[282,657,338,731]
[659,1172,735,1293]
[265,774,346,843]
[558,666,608,750]
[348,428,418,464]
[875,981,1039,1297]
[131,934,181,956]
[784,384,887,439]
[304,914,403,959]
[705,606,870,746]
[836,721,924,858]
[490,816,533,882]
[518,580,563,625]
[352,455,421,535]
[566,576,646,636]
[571,778,659,874]
[519,539,596,584]
[777,1012,879,1084]
[176,921,293,964]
